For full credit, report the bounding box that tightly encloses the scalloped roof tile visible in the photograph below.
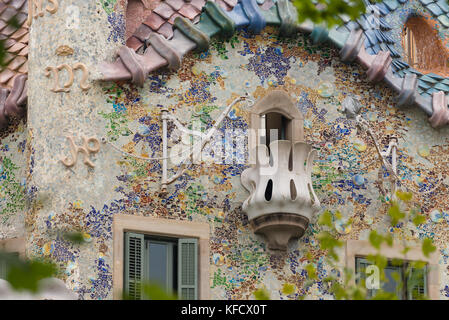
[0,0,28,89]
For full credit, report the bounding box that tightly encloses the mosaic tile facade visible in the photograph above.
[1,0,449,300]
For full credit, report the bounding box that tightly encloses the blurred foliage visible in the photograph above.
[254,287,271,300]
[313,191,433,300]
[292,0,380,27]
[0,252,57,293]
[253,191,435,300]
[122,283,178,300]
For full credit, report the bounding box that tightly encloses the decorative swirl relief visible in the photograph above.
[45,63,91,93]
[27,0,59,26]
[60,136,101,168]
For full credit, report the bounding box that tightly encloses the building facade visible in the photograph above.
[0,0,449,299]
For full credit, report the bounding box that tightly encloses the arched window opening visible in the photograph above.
[402,16,449,76]
[259,112,292,147]
[249,91,304,165]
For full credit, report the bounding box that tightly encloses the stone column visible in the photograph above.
[27,0,122,298]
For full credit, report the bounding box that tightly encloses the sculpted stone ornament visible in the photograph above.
[241,91,320,251]
[45,63,90,92]
[27,0,59,26]
[60,136,100,168]
[241,140,321,251]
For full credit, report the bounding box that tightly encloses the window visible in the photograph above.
[113,214,210,300]
[345,240,439,299]
[260,113,292,147]
[403,25,417,68]
[249,90,304,164]
[356,257,427,300]
[0,237,25,280]
[402,16,449,76]
[124,232,198,300]
[0,252,19,280]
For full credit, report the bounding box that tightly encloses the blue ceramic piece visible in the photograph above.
[225,3,250,29]
[240,0,266,33]
[310,26,329,44]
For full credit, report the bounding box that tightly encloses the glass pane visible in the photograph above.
[148,242,168,288]
[383,266,403,299]
[356,257,403,299]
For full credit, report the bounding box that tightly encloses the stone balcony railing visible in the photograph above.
[241,140,320,250]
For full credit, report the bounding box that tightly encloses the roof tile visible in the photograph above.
[168,13,182,24]
[0,69,14,84]
[190,0,206,11]
[134,23,153,42]
[143,12,166,30]
[165,0,185,11]
[126,36,144,51]
[158,21,174,39]
[154,2,176,20]
[178,3,201,20]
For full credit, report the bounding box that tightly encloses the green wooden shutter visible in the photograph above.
[0,259,6,280]
[407,266,427,300]
[178,238,198,300]
[124,232,145,300]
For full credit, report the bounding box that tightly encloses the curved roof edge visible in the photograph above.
[98,0,449,128]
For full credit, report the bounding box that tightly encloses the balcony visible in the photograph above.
[241,140,320,250]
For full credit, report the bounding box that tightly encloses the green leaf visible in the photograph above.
[62,231,87,244]
[281,283,295,295]
[368,230,383,250]
[6,259,57,293]
[422,238,436,258]
[253,288,270,300]
[318,210,333,228]
[388,203,405,226]
[396,190,412,202]
[412,214,426,226]
[305,263,317,280]
[141,283,177,300]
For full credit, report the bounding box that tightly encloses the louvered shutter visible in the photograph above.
[408,266,427,300]
[0,259,6,280]
[124,232,145,300]
[178,238,198,300]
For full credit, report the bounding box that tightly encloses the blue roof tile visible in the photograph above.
[437,15,449,27]
[365,30,378,45]
[428,73,446,80]
[433,83,449,91]
[420,75,439,83]
[437,0,449,13]
[379,18,392,30]
[420,0,436,5]
[418,80,432,90]
[427,3,444,16]
[376,3,390,15]
[383,0,399,11]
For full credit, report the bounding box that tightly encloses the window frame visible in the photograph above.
[113,214,210,300]
[345,240,439,299]
[355,256,428,299]
[248,90,304,165]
